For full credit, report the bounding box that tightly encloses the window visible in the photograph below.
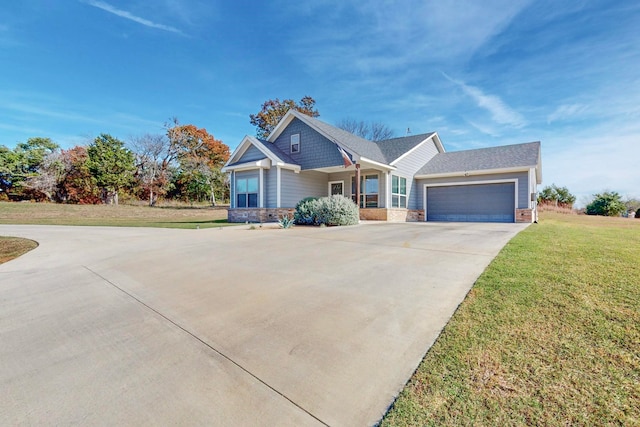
[236,177,258,208]
[351,174,378,208]
[329,181,344,196]
[392,175,407,208]
[290,134,300,153]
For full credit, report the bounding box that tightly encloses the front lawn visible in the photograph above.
[0,202,230,229]
[382,212,640,426]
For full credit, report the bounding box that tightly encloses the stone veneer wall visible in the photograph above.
[359,208,387,221]
[228,208,424,223]
[228,208,295,223]
[360,208,424,222]
[515,208,534,223]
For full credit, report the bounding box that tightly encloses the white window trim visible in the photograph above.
[391,175,408,208]
[328,180,344,196]
[290,133,300,154]
[352,172,380,208]
[422,178,518,222]
[235,175,260,208]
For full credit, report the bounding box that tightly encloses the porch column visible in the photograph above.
[231,171,235,208]
[276,166,281,208]
[259,168,264,208]
[355,163,361,208]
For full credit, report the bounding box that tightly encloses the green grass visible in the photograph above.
[382,212,640,426]
[0,236,38,264]
[0,202,231,229]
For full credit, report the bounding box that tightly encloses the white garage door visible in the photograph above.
[426,183,515,222]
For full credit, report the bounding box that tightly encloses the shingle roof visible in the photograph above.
[375,133,435,163]
[294,113,388,164]
[257,138,298,165]
[416,141,540,175]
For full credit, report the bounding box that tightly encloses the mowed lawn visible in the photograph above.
[383,212,640,426]
[0,202,229,229]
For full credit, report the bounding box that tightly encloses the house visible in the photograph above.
[221,110,542,223]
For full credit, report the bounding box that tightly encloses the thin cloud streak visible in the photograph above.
[443,72,526,128]
[83,0,184,35]
[547,104,589,124]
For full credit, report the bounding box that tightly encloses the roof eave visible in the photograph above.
[389,133,437,166]
[359,156,395,171]
[415,165,536,179]
[222,158,272,172]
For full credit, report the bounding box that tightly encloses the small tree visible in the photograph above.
[1,137,59,198]
[250,96,319,139]
[131,133,176,206]
[58,146,101,204]
[87,134,136,205]
[166,120,230,205]
[336,118,395,141]
[538,184,576,208]
[23,151,65,201]
[585,191,626,216]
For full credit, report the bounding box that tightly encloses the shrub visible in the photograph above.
[293,197,318,225]
[294,195,359,226]
[278,214,295,229]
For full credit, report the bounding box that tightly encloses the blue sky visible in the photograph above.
[1,0,638,205]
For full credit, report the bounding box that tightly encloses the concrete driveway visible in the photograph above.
[0,222,528,426]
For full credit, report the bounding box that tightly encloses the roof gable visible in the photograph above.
[268,110,389,165]
[222,135,300,172]
[375,132,443,164]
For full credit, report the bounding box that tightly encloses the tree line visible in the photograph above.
[537,184,639,217]
[0,121,230,206]
[1,95,397,207]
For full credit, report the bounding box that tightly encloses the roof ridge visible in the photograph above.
[443,140,540,155]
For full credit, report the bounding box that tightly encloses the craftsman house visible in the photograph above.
[222,110,542,223]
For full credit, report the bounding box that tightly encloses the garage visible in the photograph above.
[426,182,515,222]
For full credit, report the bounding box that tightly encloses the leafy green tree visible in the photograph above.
[250,96,319,139]
[87,134,136,205]
[585,191,626,216]
[0,145,19,196]
[0,138,59,197]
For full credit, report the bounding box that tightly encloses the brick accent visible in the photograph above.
[359,208,387,221]
[228,208,295,223]
[407,209,424,222]
[359,208,424,222]
[516,208,534,223]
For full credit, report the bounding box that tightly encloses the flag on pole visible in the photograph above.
[337,146,354,167]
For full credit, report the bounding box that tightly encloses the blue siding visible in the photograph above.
[413,171,529,210]
[393,139,439,210]
[272,118,344,170]
[237,144,266,163]
[280,169,328,207]
[265,168,277,207]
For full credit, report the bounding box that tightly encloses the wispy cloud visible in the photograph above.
[443,73,526,128]
[547,104,589,123]
[83,0,184,35]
